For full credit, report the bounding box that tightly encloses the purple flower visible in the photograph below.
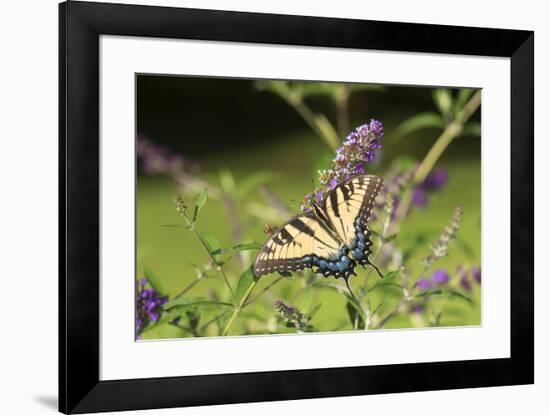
[422,168,449,191]
[390,195,401,220]
[416,278,432,290]
[315,189,325,204]
[411,187,427,207]
[472,266,481,284]
[410,167,449,209]
[136,275,168,337]
[369,119,384,137]
[458,266,472,292]
[353,163,366,176]
[137,136,199,178]
[409,303,425,314]
[302,120,384,211]
[431,269,450,285]
[328,177,339,190]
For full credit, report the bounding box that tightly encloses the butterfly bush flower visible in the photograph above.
[373,162,417,221]
[136,277,168,336]
[431,269,450,286]
[416,269,450,290]
[411,168,449,208]
[274,300,313,332]
[416,277,432,290]
[424,206,463,268]
[137,136,200,187]
[137,137,184,174]
[472,266,481,284]
[302,119,384,212]
[457,266,472,292]
[409,303,425,314]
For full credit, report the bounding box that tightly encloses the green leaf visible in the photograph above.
[236,171,276,199]
[309,303,322,319]
[391,112,444,141]
[432,89,453,118]
[461,121,481,137]
[235,266,257,303]
[371,302,385,317]
[200,232,221,255]
[212,251,234,266]
[367,282,404,293]
[143,268,165,295]
[159,224,182,228]
[192,188,208,223]
[298,82,337,99]
[211,248,233,256]
[164,296,233,310]
[232,242,263,251]
[415,289,472,303]
[383,270,400,280]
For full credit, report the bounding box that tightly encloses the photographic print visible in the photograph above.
[135,75,482,340]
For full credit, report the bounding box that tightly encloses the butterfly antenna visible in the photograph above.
[370,262,384,279]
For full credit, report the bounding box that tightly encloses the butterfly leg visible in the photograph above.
[369,261,384,278]
[344,276,359,304]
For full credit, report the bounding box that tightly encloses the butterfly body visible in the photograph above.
[253,174,383,280]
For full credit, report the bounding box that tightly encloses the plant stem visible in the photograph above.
[414,90,481,183]
[173,278,200,299]
[335,85,350,138]
[376,298,405,329]
[344,278,368,324]
[200,310,231,333]
[182,213,238,305]
[287,98,340,150]
[243,276,284,308]
[376,269,410,329]
[221,279,258,336]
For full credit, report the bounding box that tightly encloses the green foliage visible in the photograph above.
[192,188,208,223]
[235,267,257,304]
[163,296,233,310]
[392,112,444,142]
[391,87,480,142]
[143,268,165,295]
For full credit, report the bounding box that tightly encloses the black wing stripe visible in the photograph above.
[340,183,351,201]
[330,189,340,217]
[289,218,315,237]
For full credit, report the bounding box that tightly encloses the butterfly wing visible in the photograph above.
[323,175,383,245]
[253,214,354,279]
[322,175,383,267]
[253,174,383,279]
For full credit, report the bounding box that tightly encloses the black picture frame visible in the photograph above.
[59,1,534,413]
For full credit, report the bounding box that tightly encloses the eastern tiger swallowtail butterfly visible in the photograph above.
[253,174,383,280]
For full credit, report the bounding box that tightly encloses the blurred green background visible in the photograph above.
[136,75,481,339]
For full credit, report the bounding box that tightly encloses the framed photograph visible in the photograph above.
[59,1,533,413]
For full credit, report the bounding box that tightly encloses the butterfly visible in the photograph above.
[253,174,383,280]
